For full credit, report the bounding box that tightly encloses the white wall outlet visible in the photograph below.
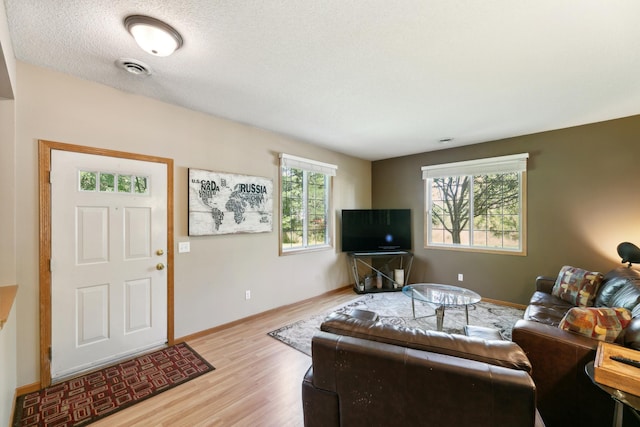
[458,273,464,282]
[245,290,251,300]
[178,241,190,253]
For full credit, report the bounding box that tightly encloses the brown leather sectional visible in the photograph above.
[512,267,640,427]
[303,311,545,426]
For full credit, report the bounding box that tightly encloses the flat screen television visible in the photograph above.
[341,209,412,252]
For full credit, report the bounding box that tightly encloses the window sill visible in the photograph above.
[425,244,526,256]
[280,245,333,256]
[0,284,18,330]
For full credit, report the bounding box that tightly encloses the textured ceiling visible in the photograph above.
[4,0,640,160]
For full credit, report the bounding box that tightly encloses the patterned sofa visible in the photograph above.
[512,266,640,427]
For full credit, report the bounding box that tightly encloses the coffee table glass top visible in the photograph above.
[401,283,482,331]
[402,283,481,306]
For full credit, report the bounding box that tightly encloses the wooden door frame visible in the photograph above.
[38,140,175,387]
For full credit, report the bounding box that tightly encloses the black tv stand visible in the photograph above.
[347,251,413,294]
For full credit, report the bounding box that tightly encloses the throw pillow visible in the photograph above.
[558,307,632,342]
[551,265,604,307]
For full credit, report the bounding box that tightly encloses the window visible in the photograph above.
[79,170,149,195]
[280,154,337,253]
[422,153,528,254]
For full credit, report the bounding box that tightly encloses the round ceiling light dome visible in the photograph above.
[124,15,183,57]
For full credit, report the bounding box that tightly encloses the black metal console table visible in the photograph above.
[347,251,413,294]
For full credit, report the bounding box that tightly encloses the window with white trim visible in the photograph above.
[280,154,337,253]
[422,153,528,254]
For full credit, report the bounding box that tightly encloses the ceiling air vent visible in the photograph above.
[116,58,152,76]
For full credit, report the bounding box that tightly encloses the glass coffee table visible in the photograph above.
[402,283,481,331]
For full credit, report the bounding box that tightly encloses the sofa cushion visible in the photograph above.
[463,325,504,340]
[623,317,640,350]
[524,302,570,327]
[558,306,631,342]
[524,291,573,326]
[528,290,573,310]
[595,267,640,308]
[320,312,532,373]
[551,265,603,307]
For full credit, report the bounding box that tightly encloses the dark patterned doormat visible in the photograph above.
[13,342,214,427]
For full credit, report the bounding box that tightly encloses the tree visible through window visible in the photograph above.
[423,153,527,254]
[280,154,337,253]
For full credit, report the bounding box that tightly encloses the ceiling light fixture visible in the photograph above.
[124,15,183,57]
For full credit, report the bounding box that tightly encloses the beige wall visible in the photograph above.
[0,97,16,426]
[0,100,16,289]
[372,115,640,304]
[0,307,16,427]
[0,4,17,419]
[14,62,371,386]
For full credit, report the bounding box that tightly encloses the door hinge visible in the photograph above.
[48,347,52,361]
[49,259,52,272]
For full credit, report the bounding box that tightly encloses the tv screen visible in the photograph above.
[341,209,412,252]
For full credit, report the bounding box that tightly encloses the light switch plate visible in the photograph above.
[178,242,190,253]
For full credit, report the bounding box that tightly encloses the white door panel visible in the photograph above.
[76,206,110,264]
[50,150,167,380]
[76,284,110,346]
[125,207,152,259]
[125,278,152,333]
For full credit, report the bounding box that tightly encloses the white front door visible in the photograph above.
[50,150,168,380]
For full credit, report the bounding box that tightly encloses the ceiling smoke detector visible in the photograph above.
[116,58,152,76]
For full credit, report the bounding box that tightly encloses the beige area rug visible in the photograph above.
[268,291,524,356]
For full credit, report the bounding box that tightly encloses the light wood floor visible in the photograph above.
[92,286,357,427]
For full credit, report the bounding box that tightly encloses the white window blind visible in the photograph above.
[280,153,338,176]
[421,153,529,179]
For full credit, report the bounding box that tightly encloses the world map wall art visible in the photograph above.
[188,168,273,236]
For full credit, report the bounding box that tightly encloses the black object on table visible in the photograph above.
[610,355,640,369]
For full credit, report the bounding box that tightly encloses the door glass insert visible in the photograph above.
[118,175,132,193]
[79,171,97,191]
[134,176,148,194]
[100,173,115,192]
[79,171,149,195]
